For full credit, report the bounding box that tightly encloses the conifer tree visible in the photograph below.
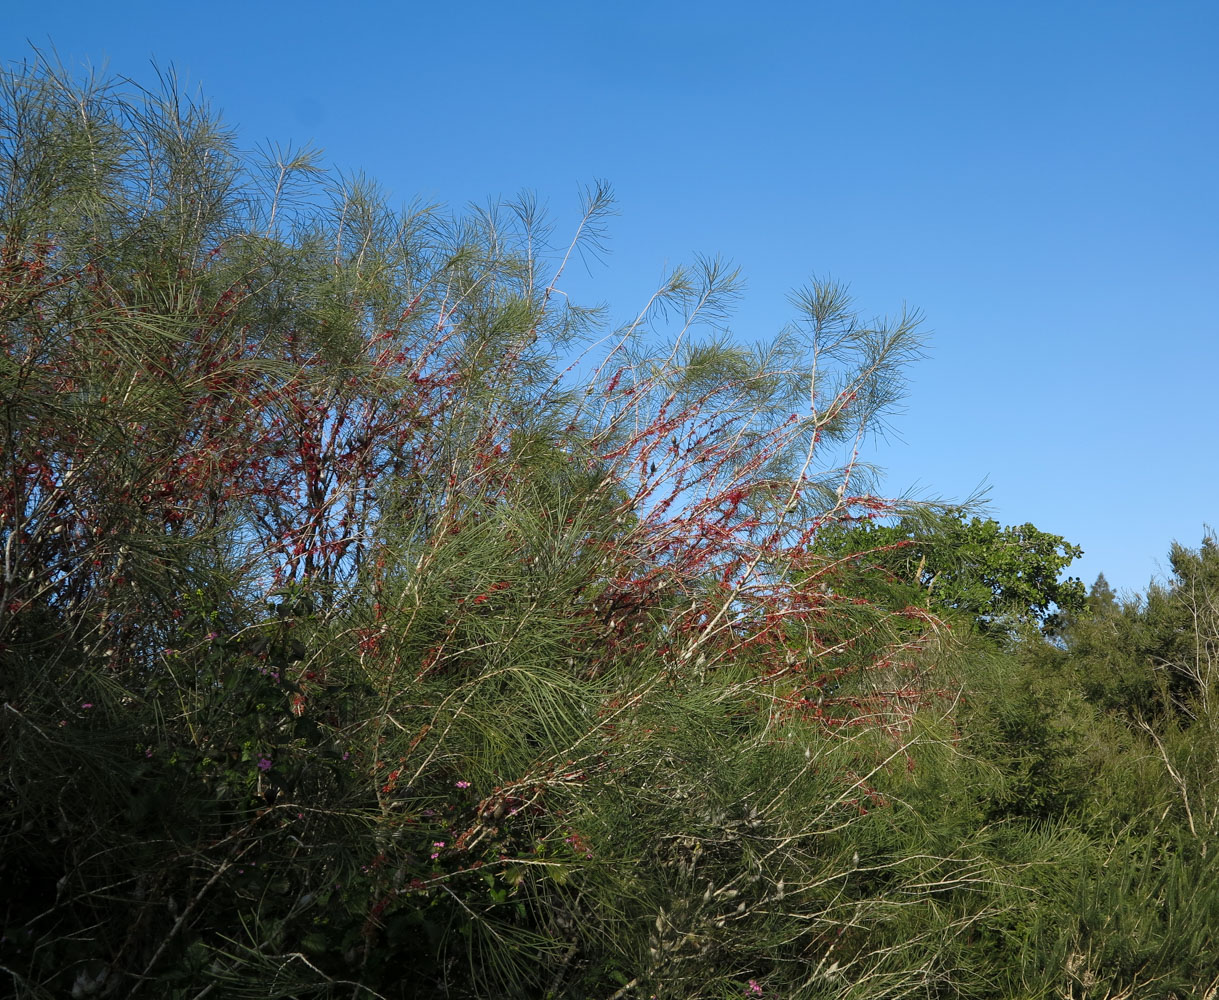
[1087,571,1118,615]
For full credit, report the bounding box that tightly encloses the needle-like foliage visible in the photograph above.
[4,54,1218,1000]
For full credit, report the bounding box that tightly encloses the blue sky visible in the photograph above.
[9,0,1217,597]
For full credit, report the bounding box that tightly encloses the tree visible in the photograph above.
[814,512,1087,636]
[2,55,972,1000]
[1068,532,1219,722]
[10,52,1219,1000]
[1087,572,1118,615]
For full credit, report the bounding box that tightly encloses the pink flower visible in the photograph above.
[80,702,93,709]
[455,780,470,789]
[746,981,763,996]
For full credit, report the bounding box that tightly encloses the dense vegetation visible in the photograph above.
[2,59,1218,999]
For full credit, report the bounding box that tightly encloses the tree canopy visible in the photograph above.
[815,512,1087,635]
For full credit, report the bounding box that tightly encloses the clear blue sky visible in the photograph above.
[9,0,1217,597]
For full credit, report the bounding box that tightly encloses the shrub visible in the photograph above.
[1,56,978,999]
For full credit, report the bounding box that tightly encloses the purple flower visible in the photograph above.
[80,702,93,709]
[256,756,272,772]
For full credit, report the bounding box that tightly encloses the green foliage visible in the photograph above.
[1069,532,1219,723]
[817,511,1087,636]
[4,53,1219,1000]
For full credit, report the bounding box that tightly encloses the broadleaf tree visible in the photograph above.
[814,512,1087,636]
